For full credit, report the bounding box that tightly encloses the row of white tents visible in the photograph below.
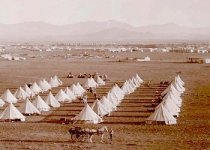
[146,75,185,125]
[83,76,105,89]
[0,75,63,105]
[0,75,63,121]
[0,75,107,121]
[71,74,144,124]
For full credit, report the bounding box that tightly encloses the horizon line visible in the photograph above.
[0,20,209,29]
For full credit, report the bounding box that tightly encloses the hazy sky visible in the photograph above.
[0,0,209,27]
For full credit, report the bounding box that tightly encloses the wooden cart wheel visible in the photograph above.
[71,134,81,141]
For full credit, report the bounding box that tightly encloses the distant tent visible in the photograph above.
[96,75,105,86]
[0,103,25,121]
[1,89,18,103]
[19,99,41,115]
[24,84,35,97]
[55,89,71,103]
[163,91,182,107]
[146,104,177,125]
[38,79,51,92]
[129,78,138,89]
[83,78,98,89]
[45,92,60,107]
[108,90,122,105]
[30,82,42,94]
[106,92,119,106]
[113,84,125,96]
[70,84,83,97]
[135,74,144,84]
[91,99,109,117]
[110,85,124,101]
[49,77,59,87]
[161,84,181,97]
[90,77,98,87]
[76,83,86,95]
[121,80,134,95]
[131,76,141,87]
[176,75,184,86]
[64,87,77,101]
[0,98,5,107]
[52,75,63,85]
[159,97,180,117]
[172,81,185,93]
[72,103,103,124]
[14,87,29,100]
[33,95,50,111]
[100,96,116,112]
[42,79,52,89]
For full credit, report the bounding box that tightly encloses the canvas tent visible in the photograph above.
[70,84,83,97]
[110,85,124,101]
[100,96,116,112]
[1,89,18,103]
[19,99,41,115]
[72,103,103,124]
[91,99,109,117]
[38,79,51,92]
[0,98,5,107]
[33,95,50,111]
[95,75,105,86]
[52,75,63,85]
[176,75,184,86]
[45,92,60,107]
[55,89,72,103]
[146,104,177,125]
[0,103,25,121]
[121,80,135,95]
[163,91,182,107]
[64,87,77,101]
[30,82,42,94]
[106,92,119,106]
[135,74,144,84]
[24,84,35,97]
[172,81,185,93]
[14,87,29,100]
[161,84,181,97]
[158,97,180,117]
[83,78,98,89]
[49,77,59,87]
[76,83,86,95]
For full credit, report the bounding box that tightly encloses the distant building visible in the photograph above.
[197,49,208,53]
[186,57,210,64]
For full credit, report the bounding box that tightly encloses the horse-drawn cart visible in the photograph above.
[69,126,109,143]
[69,127,90,142]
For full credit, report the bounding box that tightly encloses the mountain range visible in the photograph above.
[0,20,209,43]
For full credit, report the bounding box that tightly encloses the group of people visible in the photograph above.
[81,87,97,104]
[80,85,98,104]
[67,72,109,81]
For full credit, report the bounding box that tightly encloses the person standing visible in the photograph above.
[109,128,114,143]
[82,95,88,104]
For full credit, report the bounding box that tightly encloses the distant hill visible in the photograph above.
[0,20,209,42]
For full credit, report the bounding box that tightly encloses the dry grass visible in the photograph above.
[0,50,209,149]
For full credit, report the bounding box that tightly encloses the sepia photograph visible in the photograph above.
[0,0,209,149]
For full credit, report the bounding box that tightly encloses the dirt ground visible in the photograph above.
[0,50,209,150]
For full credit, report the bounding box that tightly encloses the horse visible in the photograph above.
[82,128,97,143]
[96,126,109,143]
[69,127,85,141]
